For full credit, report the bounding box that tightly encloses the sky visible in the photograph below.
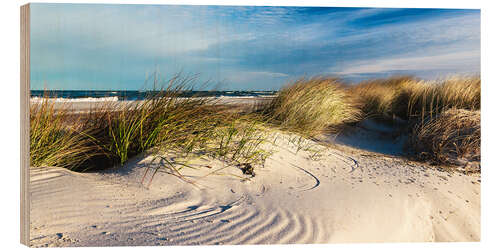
[30,4,480,90]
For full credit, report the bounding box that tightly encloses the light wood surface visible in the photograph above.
[20,3,30,246]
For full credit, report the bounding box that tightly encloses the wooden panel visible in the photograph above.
[20,3,30,246]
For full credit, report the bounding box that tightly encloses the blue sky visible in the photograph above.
[30,4,480,90]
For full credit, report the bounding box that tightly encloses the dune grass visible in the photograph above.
[350,75,480,120]
[30,74,481,172]
[30,98,97,170]
[30,75,274,172]
[408,108,480,164]
[208,116,271,165]
[348,76,414,119]
[349,75,480,165]
[263,77,361,135]
[95,88,219,166]
[401,76,481,120]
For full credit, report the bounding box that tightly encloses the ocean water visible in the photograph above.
[30,90,277,101]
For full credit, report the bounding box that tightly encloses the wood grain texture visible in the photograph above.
[20,3,30,246]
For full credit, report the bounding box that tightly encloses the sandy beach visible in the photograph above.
[30,96,275,113]
[16,2,488,248]
[15,3,487,248]
[29,128,480,247]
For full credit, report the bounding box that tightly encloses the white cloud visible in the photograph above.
[332,50,480,75]
[250,71,289,77]
[224,71,289,83]
[334,13,479,47]
[29,4,480,89]
[30,4,256,56]
[328,13,480,77]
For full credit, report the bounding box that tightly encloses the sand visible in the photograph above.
[30,96,274,112]
[29,128,480,247]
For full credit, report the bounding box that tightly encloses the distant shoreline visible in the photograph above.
[30,95,275,113]
[30,90,278,101]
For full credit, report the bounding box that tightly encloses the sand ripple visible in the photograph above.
[29,134,480,246]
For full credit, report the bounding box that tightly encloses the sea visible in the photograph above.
[30,90,277,102]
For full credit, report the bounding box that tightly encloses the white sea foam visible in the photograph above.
[29,95,276,104]
[31,96,120,103]
[216,95,276,99]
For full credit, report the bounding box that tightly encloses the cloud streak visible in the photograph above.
[29,4,480,90]
[334,50,480,75]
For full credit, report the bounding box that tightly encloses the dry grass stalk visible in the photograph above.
[409,108,480,164]
[264,77,361,135]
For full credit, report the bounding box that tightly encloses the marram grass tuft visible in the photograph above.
[264,77,361,135]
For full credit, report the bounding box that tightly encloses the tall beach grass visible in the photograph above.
[349,75,480,165]
[30,98,97,170]
[401,76,480,120]
[348,76,414,119]
[350,75,480,120]
[30,74,274,172]
[263,77,361,135]
[30,74,481,171]
[408,108,480,164]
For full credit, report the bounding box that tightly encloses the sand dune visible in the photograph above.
[29,133,480,247]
